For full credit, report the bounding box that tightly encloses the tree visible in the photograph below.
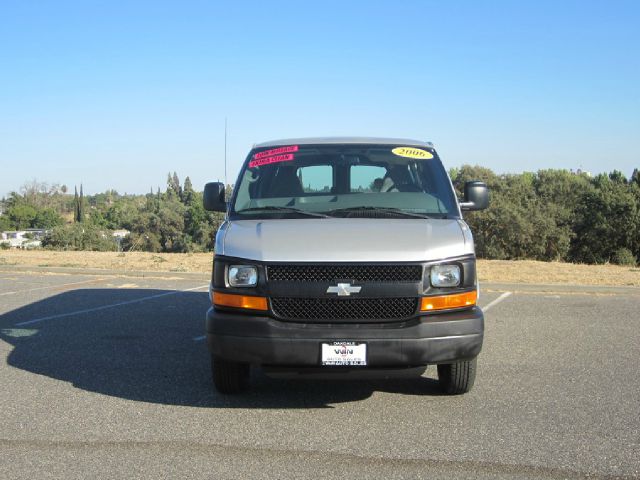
[609,170,627,184]
[79,184,85,221]
[104,201,139,230]
[532,169,591,260]
[225,183,234,200]
[0,215,11,231]
[73,185,86,223]
[570,176,640,264]
[454,167,577,261]
[145,187,159,213]
[122,231,162,252]
[184,193,206,238]
[183,176,195,205]
[42,224,117,251]
[1,174,228,253]
[173,172,181,198]
[88,209,109,228]
[166,172,181,199]
[20,179,49,207]
[8,204,37,230]
[157,200,186,252]
[74,187,80,222]
[33,208,64,229]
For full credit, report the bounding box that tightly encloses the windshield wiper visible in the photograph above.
[235,206,330,218]
[324,206,443,219]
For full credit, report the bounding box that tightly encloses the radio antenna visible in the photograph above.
[224,117,228,187]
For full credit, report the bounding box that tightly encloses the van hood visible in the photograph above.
[217,218,474,262]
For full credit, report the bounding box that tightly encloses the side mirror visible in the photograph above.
[203,182,227,212]
[460,181,489,211]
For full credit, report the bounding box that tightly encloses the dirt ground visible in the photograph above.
[0,250,638,286]
[0,250,210,274]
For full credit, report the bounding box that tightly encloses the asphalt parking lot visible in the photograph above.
[0,267,638,479]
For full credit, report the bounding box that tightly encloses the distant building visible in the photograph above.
[0,229,46,249]
[111,229,130,252]
[571,168,592,178]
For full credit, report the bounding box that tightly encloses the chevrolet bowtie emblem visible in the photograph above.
[326,283,362,296]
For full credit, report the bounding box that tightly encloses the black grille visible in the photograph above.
[271,297,418,321]
[267,265,422,282]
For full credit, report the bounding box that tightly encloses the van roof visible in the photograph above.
[254,137,434,149]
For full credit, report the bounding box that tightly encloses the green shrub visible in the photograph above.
[612,248,637,267]
[42,224,117,251]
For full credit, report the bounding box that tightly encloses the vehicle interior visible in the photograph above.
[232,146,457,217]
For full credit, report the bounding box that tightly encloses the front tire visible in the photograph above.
[437,358,477,394]
[212,355,249,394]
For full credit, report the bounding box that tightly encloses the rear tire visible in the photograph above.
[437,358,477,394]
[212,355,249,394]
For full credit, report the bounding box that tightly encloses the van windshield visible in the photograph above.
[230,144,459,219]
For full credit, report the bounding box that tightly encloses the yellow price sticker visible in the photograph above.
[391,147,434,159]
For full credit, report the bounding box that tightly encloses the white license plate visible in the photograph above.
[321,342,367,366]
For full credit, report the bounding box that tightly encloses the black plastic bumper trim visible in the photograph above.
[205,306,483,367]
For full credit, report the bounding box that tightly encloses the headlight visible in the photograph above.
[430,264,461,287]
[227,265,258,287]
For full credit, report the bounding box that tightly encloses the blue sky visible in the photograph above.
[1,0,638,196]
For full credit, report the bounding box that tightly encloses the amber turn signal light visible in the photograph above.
[420,290,477,312]
[213,291,268,311]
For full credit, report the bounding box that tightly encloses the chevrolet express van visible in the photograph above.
[203,138,489,394]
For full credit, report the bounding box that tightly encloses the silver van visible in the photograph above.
[203,137,489,394]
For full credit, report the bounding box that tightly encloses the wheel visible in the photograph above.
[212,355,250,394]
[437,358,477,394]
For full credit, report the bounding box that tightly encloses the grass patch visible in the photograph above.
[2,251,638,286]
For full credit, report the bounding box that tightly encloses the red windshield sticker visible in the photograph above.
[253,145,299,161]
[249,153,295,168]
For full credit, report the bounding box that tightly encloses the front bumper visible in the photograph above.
[206,306,484,367]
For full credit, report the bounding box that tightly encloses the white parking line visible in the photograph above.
[15,285,209,326]
[0,278,107,297]
[483,291,512,312]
